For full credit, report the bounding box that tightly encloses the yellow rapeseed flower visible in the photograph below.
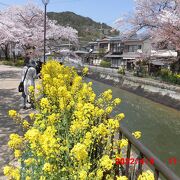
[26,176,31,180]
[40,98,49,108]
[9,110,17,118]
[29,113,35,119]
[40,176,46,180]
[105,106,113,114]
[25,128,40,142]
[119,139,128,148]
[47,113,57,124]
[43,163,53,173]
[36,84,42,91]
[102,89,112,101]
[24,158,36,166]
[82,67,88,75]
[107,119,119,129]
[132,131,141,139]
[23,120,30,129]
[100,155,113,171]
[84,132,92,146]
[116,113,125,120]
[113,98,121,105]
[138,170,154,180]
[95,123,109,137]
[116,176,128,180]
[8,134,23,149]
[28,86,34,93]
[3,166,20,180]
[96,169,103,179]
[14,150,22,158]
[71,143,88,161]
[3,166,11,176]
[5,60,127,179]
[79,170,87,180]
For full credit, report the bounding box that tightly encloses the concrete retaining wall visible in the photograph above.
[85,65,180,110]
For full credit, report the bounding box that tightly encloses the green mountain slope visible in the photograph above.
[47,11,119,44]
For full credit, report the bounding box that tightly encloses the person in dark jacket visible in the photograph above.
[24,53,30,66]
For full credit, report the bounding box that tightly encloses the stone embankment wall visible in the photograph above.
[84,65,180,110]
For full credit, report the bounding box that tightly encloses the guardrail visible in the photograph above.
[116,124,179,180]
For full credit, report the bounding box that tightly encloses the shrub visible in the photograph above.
[14,60,24,67]
[118,67,125,75]
[4,61,147,180]
[160,68,180,85]
[1,60,24,67]
[100,60,111,68]
[160,68,171,79]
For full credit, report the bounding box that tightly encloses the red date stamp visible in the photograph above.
[115,157,178,165]
[115,157,154,165]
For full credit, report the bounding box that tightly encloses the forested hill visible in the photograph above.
[47,11,119,43]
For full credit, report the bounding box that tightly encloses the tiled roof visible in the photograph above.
[105,54,123,58]
[104,32,150,42]
[109,36,125,41]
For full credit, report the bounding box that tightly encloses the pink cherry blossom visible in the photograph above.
[0,2,78,56]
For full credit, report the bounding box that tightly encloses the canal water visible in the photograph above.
[86,78,180,176]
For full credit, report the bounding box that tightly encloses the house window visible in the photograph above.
[110,43,121,53]
[128,45,142,52]
[111,59,123,68]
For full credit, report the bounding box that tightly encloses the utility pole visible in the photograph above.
[42,0,50,63]
[99,23,103,40]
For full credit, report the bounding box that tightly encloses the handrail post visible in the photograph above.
[118,131,122,154]
[119,124,179,180]
[136,152,144,178]
[125,140,131,177]
[154,169,159,180]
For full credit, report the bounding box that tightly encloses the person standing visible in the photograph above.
[21,60,36,109]
[24,53,30,66]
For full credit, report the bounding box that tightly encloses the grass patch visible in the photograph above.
[0,60,24,67]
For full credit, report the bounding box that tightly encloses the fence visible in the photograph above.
[116,124,179,180]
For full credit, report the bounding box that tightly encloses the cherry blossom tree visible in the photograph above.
[0,9,22,59]
[0,2,78,59]
[116,0,180,71]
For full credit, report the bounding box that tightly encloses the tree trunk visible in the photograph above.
[4,44,9,60]
[1,44,10,60]
[177,50,180,73]
[13,51,16,63]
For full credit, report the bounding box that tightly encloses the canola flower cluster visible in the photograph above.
[4,60,154,180]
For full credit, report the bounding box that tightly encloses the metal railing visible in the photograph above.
[72,63,179,179]
[117,124,180,180]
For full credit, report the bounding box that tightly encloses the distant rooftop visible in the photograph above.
[107,32,151,42]
[85,32,151,45]
[88,42,98,45]
[109,36,124,41]
[125,32,151,41]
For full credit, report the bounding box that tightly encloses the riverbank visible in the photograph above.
[85,65,180,110]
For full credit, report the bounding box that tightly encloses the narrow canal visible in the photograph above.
[86,77,180,176]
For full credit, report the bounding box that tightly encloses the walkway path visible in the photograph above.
[0,65,32,179]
